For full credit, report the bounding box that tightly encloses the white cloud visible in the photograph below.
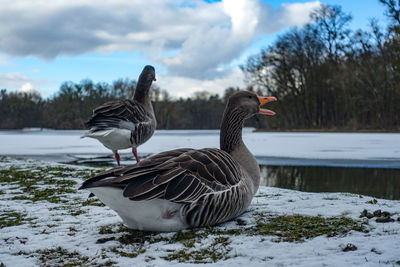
[0,54,13,66]
[0,72,49,93]
[281,2,322,26]
[19,82,34,92]
[0,0,321,82]
[16,82,42,96]
[157,67,245,98]
[256,1,321,35]
[30,69,40,73]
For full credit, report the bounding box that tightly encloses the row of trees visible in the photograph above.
[242,0,400,130]
[0,79,133,129]
[0,81,259,129]
[1,1,399,130]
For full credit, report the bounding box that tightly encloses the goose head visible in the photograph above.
[134,65,156,103]
[140,65,156,83]
[226,91,276,119]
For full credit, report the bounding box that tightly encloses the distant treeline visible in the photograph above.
[0,2,399,131]
[0,81,257,130]
[242,1,400,130]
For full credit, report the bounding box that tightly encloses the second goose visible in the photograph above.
[82,65,157,165]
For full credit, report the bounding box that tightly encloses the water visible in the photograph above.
[64,154,400,200]
[260,165,400,200]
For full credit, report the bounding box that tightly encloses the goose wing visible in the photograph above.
[85,99,150,132]
[80,148,251,226]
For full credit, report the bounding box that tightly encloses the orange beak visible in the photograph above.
[257,96,277,115]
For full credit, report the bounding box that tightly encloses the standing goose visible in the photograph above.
[79,91,276,231]
[82,65,157,166]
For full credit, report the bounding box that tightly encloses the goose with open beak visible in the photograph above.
[80,91,277,231]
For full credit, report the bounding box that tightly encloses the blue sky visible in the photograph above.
[0,0,389,98]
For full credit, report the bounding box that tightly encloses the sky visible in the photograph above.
[0,0,389,99]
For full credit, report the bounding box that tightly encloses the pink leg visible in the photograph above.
[114,151,121,166]
[132,147,140,163]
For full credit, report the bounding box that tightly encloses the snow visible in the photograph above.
[1,129,399,167]
[0,157,399,266]
[1,130,400,266]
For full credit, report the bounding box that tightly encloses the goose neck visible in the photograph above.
[220,107,260,194]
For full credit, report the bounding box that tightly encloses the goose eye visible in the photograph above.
[248,95,252,99]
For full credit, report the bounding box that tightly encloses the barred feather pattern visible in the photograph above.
[130,119,154,146]
[84,65,156,148]
[220,108,246,153]
[79,147,254,228]
[85,99,155,147]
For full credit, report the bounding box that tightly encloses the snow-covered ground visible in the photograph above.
[1,129,399,167]
[0,157,399,266]
[1,130,399,266]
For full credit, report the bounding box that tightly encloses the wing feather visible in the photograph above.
[85,99,150,131]
[79,147,252,227]
[80,148,242,202]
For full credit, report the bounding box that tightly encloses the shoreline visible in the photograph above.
[2,153,400,169]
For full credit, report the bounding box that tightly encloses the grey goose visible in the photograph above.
[79,91,276,231]
[82,65,157,166]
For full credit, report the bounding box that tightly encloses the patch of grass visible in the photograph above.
[0,164,94,204]
[168,228,241,246]
[323,197,339,200]
[16,245,116,266]
[82,198,105,207]
[99,225,114,235]
[110,247,146,258]
[252,215,367,242]
[367,198,378,204]
[32,188,76,203]
[75,169,101,180]
[255,193,282,198]
[163,236,232,263]
[182,239,195,248]
[0,210,34,229]
[204,227,243,236]
[96,237,116,244]
[68,227,77,236]
[170,229,202,242]
[34,246,90,266]
[98,224,168,245]
[68,208,86,216]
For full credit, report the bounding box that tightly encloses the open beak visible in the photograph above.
[258,96,277,115]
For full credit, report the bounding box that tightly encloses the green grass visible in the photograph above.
[252,214,367,242]
[98,224,168,245]
[16,246,116,267]
[81,198,105,207]
[110,247,146,258]
[0,164,95,204]
[0,210,34,229]
[37,247,89,266]
[163,236,233,263]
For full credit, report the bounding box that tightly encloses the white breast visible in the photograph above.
[83,128,132,151]
[89,187,189,232]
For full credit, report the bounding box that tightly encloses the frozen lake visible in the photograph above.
[1,129,399,168]
[1,129,399,199]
